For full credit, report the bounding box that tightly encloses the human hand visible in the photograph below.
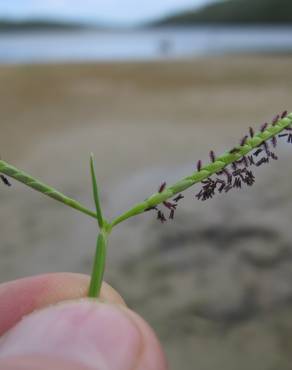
[0,273,167,370]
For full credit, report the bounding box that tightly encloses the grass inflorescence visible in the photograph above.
[141,111,291,223]
[1,111,292,297]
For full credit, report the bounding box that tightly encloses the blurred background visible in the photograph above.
[1,0,292,369]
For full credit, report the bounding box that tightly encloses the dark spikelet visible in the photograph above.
[243,170,255,186]
[229,147,240,154]
[216,168,232,183]
[249,127,254,138]
[260,122,268,132]
[256,157,269,167]
[262,141,270,156]
[157,210,166,223]
[197,178,217,201]
[197,160,202,172]
[233,177,242,188]
[224,184,233,193]
[173,194,184,202]
[158,182,166,193]
[163,201,177,210]
[0,175,11,187]
[231,162,237,170]
[169,209,175,220]
[145,205,158,212]
[240,135,248,146]
[253,148,263,157]
[272,114,280,126]
[237,156,249,167]
[196,189,203,200]
[216,178,226,193]
[209,150,216,163]
[232,169,243,177]
[285,127,292,131]
[270,152,278,160]
[271,136,277,148]
[223,169,233,184]
[243,156,249,167]
[279,133,288,138]
[281,110,288,119]
[288,134,292,144]
[248,155,255,165]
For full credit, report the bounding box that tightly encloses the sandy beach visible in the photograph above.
[1,55,292,369]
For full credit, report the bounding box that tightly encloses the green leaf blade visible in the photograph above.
[90,154,104,229]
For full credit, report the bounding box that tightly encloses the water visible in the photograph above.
[0,26,292,64]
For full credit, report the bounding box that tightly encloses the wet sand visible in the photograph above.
[1,56,292,369]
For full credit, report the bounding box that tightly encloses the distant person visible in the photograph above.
[159,39,172,56]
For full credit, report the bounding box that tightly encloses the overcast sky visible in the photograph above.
[0,0,217,25]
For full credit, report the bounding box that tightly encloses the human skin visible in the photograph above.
[0,273,168,370]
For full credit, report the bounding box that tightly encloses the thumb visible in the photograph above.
[0,300,167,370]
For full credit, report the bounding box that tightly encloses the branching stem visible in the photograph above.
[1,113,292,298]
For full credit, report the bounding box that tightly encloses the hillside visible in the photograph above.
[156,0,292,25]
[0,19,89,32]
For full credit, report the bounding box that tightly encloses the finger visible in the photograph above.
[0,273,125,336]
[0,301,168,370]
[0,355,91,370]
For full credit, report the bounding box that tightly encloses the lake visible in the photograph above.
[0,26,292,64]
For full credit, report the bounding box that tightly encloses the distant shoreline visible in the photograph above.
[1,26,292,64]
[1,22,292,33]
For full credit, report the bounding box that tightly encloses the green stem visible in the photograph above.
[110,113,292,227]
[88,231,108,297]
[88,153,109,298]
[0,160,97,219]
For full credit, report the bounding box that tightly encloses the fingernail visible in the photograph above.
[0,300,143,370]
